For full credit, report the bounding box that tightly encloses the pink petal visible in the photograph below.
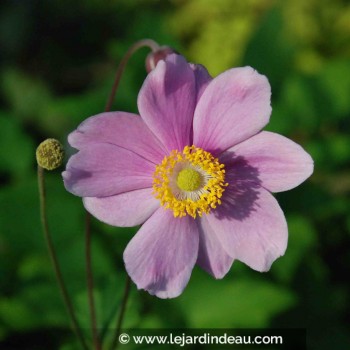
[83,188,159,227]
[221,131,314,192]
[189,63,212,103]
[193,67,272,153]
[137,54,196,152]
[68,112,166,164]
[62,144,154,197]
[124,208,199,298]
[196,215,234,278]
[207,188,288,272]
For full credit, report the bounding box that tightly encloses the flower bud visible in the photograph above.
[36,138,64,170]
[145,46,177,72]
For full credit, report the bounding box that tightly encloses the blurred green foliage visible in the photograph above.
[0,0,349,349]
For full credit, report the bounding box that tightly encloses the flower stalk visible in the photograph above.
[110,276,131,350]
[85,38,163,349]
[85,212,101,350]
[105,39,160,112]
[37,165,89,350]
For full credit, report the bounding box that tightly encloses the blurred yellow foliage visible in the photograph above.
[170,0,350,75]
[282,0,350,73]
[170,0,274,75]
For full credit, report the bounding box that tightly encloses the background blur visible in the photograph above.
[0,0,349,349]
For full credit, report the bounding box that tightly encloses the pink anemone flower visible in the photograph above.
[63,54,313,298]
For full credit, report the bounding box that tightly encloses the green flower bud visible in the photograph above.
[36,138,64,170]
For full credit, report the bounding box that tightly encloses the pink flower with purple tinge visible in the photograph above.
[63,54,313,298]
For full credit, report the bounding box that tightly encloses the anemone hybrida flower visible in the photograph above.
[63,54,313,298]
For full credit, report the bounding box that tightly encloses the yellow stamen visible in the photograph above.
[152,146,228,218]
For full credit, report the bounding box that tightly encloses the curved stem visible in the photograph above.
[85,38,160,350]
[104,38,160,112]
[103,39,159,349]
[110,276,131,350]
[37,166,89,350]
[85,212,101,350]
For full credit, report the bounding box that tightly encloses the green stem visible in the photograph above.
[85,212,101,350]
[37,166,89,350]
[110,276,131,350]
[104,40,160,347]
[86,38,160,350]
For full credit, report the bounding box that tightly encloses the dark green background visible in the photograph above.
[0,0,349,349]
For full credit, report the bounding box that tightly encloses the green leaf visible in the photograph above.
[1,69,52,122]
[272,215,317,283]
[243,7,295,90]
[0,112,34,178]
[268,75,318,134]
[176,271,296,328]
[325,134,350,166]
[317,60,350,118]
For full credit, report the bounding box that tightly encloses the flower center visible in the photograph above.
[152,146,228,218]
[176,168,202,191]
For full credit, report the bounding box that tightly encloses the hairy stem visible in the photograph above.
[110,276,131,350]
[87,38,160,349]
[104,38,160,112]
[85,212,101,350]
[37,166,89,350]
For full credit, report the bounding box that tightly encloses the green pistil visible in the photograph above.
[176,168,201,191]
